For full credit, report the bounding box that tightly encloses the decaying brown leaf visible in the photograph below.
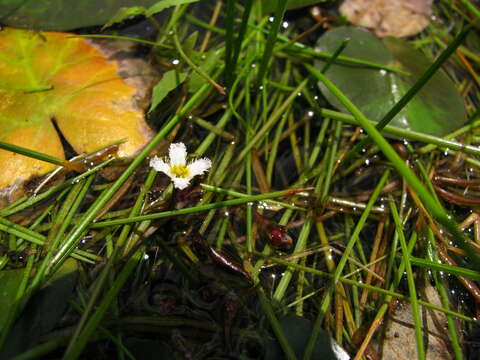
[340,0,432,37]
[380,284,453,359]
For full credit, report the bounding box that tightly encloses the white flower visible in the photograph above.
[150,142,211,190]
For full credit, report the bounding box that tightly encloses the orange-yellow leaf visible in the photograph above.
[0,28,154,189]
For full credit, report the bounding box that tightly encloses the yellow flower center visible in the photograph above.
[170,164,190,178]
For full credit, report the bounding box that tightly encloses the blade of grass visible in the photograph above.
[0,141,83,172]
[256,0,288,87]
[92,187,307,228]
[258,288,297,360]
[319,108,480,158]
[229,0,254,87]
[389,195,425,360]
[426,229,463,360]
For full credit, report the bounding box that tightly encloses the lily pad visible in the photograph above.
[0,0,160,31]
[0,28,154,189]
[315,26,467,136]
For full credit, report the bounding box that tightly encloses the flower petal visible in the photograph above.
[187,158,212,178]
[169,142,187,166]
[172,177,190,190]
[150,156,170,176]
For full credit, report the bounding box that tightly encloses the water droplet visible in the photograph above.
[282,21,289,29]
[268,16,275,22]
[172,59,180,65]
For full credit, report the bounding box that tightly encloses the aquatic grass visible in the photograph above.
[256,0,288,87]
[1,2,479,359]
[303,170,390,360]
[308,65,480,271]
[389,196,425,360]
[319,108,480,157]
[91,187,307,228]
[42,71,222,279]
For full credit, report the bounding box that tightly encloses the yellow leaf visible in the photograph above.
[0,28,154,189]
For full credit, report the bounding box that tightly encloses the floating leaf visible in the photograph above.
[0,28,154,189]
[0,0,159,31]
[315,26,467,136]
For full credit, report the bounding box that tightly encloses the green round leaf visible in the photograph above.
[315,26,467,136]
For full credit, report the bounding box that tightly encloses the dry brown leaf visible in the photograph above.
[380,284,453,359]
[340,0,432,37]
